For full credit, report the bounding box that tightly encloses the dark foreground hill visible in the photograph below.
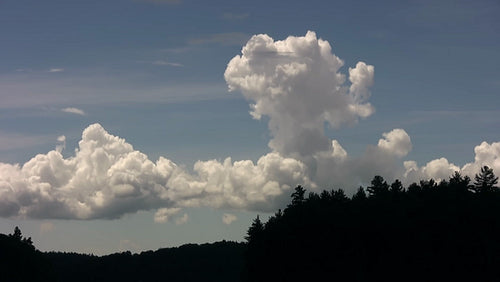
[0,234,245,282]
[0,231,55,281]
[45,240,246,282]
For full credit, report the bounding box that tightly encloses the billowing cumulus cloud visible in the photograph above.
[377,129,412,158]
[0,31,498,220]
[225,31,374,157]
[404,142,500,183]
[0,124,311,219]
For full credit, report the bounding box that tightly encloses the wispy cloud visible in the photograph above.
[222,13,249,20]
[62,107,85,115]
[188,32,250,46]
[154,208,188,224]
[40,222,55,235]
[222,213,237,225]
[56,135,66,153]
[49,68,64,73]
[0,73,230,109]
[154,208,181,223]
[175,214,189,225]
[152,60,183,67]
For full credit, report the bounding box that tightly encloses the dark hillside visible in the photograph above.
[0,231,55,281]
[45,240,246,282]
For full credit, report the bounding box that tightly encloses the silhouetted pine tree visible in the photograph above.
[367,175,389,197]
[245,215,264,243]
[390,179,404,197]
[473,166,498,193]
[290,185,306,206]
[352,186,367,201]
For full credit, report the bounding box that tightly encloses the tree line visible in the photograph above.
[245,166,499,281]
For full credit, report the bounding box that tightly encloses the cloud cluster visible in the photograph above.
[404,142,500,184]
[0,31,498,220]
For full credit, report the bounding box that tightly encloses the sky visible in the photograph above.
[0,0,499,255]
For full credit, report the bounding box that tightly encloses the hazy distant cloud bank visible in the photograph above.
[0,31,498,220]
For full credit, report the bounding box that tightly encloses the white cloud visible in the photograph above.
[222,213,237,225]
[225,31,374,157]
[62,107,85,116]
[405,141,500,184]
[377,129,412,158]
[154,209,187,224]
[0,123,312,219]
[56,135,66,153]
[154,208,181,223]
[0,123,498,221]
[49,68,64,73]
[349,62,374,103]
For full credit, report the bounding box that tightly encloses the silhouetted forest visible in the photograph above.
[1,166,499,281]
[245,166,500,281]
[1,229,245,282]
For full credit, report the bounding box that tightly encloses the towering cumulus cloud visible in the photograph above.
[0,31,498,220]
[224,31,408,187]
[225,31,374,157]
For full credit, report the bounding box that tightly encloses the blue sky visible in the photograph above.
[0,0,499,254]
